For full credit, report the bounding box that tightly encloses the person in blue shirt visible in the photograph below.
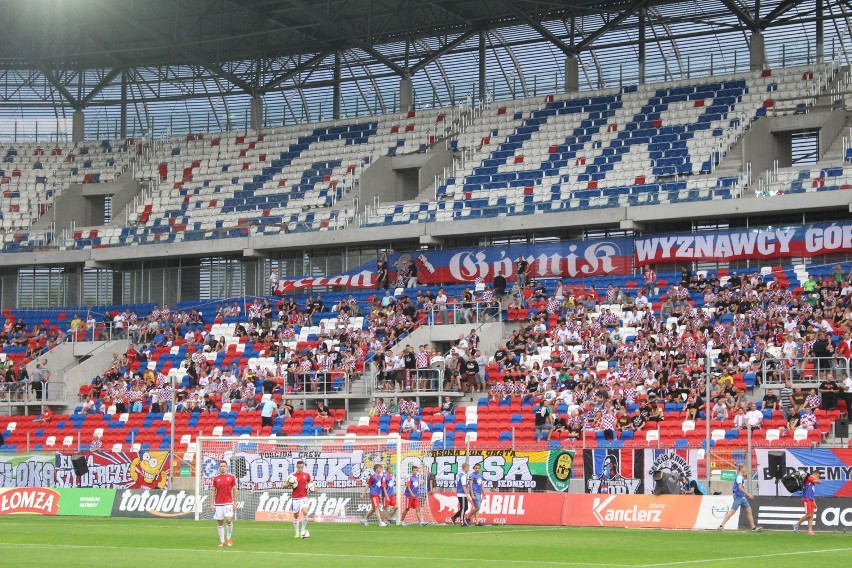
[449,462,472,526]
[382,469,397,524]
[466,462,485,526]
[360,464,387,527]
[717,463,761,532]
[680,476,707,496]
[400,465,427,526]
[794,470,821,535]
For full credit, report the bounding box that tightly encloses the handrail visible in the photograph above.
[761,355,849,385]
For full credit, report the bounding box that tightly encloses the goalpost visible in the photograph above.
[195,435,435,525]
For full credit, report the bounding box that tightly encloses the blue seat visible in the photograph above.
[498,432,512,442]
[510,414,524,424]
[724,429,740,440]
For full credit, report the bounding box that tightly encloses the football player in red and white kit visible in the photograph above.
[290,460,313,538]
[211,460,237,547]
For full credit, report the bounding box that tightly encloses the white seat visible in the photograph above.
[765,429,781,442]
[357,416,370,427]
[221,403,232,412]
[111,443,123,452]
[62,436,74,447]
[711,429,726,441]
[44,435,56,447]
[212,426,224,436]
[431,431,444,443]
[793,428,809,442]
[180,434,192,445]
[681,420,696,433]
[131,443,141,452]
[118,413,129,422]
[106,405,117,415]
[645,430,660,443]
[465,431,478,443]
[163,412,173,422]
[6,422,15,432]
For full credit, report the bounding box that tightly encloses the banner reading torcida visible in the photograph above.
[562,494,703,529]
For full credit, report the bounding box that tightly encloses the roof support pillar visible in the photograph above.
[399,75,413,112]
[565,55,579,93]
[72,110,85,143]
[119,70,128,139]
[638,8,647,85]
[478,31,487,103]
[815,0,824,63]
[749,31,767,71]
[333,52,342,120]
[250,93,264,131]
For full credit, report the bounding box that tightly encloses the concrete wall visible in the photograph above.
[390,322,505,357]
[92,178,144,227]
[360,145,454,204]
[33,178,142,231]
[60,339,130,413]
[741,117,787,176]
[2,185,851,269]
[22,340,128,412]
[740,109,846,177]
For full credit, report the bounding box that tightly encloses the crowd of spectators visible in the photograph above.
[78,289,441,418]
[7,258,852,449]
[478,264,852,440]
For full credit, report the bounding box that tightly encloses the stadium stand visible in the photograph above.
[365,65,836,225]
[0,64,843,251]
[1,259,849,454]
[0,140,136,241]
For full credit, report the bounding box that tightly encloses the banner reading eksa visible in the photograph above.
[562,494,703,529]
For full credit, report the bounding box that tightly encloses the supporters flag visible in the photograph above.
[583,449,645,494]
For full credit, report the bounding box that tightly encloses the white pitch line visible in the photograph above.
[0,542,629,567]
[444,526,567,536]
[637,547,852,567]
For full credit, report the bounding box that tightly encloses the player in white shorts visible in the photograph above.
[290,460,313,538]
[211,460,237,547]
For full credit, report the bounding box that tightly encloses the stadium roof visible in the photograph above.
[0,0,848,139]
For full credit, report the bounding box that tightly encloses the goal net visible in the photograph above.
[196,435,438,524]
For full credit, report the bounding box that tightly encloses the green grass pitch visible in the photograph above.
[0,517,848,568]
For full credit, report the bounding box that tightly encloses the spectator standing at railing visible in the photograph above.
[112,311,126,339]
[493,270,507,300]
[812,331,833,379]
[444,353,461,391]
[269,269,278,294]
[70,314,84,341]
[643,266,657,296]
[515,256,529,290]
[818,373,841,410]
[435,288,448,324]
[376,254,389,290]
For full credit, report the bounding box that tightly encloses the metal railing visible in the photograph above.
[761,355,849,385]
[428,301,502,325]
[373,368,444,393]
[0,382,67,406]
